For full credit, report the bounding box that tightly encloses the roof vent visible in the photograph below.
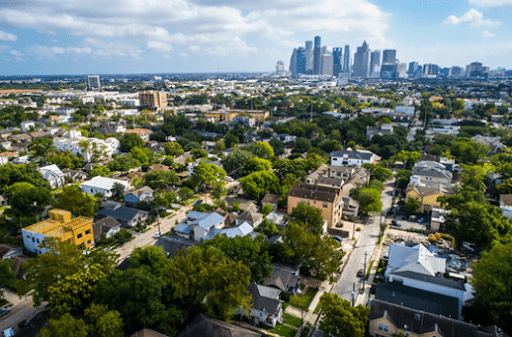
[404,324,408,330]
[414,313,420,321]
[392,291,395,297]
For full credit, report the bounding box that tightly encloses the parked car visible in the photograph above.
[153,232,162,239]
[331,235,342,243]
[18,319,29,328]
[193,199,203,206]
[2,328,15,337]
[391,220,401,227]
[357,269,364,278]
[417,218,424,223]
[0,307,10,317]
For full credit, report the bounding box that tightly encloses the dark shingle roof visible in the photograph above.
[369,299,497,337]
[392,271,466,290]
[375,282,459,319]
[98,206,146,222]
[263,262,300,292]
[154,235,196,256]
[288,183,341,202]
[331,150,373,160]
[247,283,282,315]
[177,313,261,337]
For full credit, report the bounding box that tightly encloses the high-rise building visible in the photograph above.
[370,50,381,77]
[313,36,322,75]
[276,60,285,74]
[305,41,314,73]
[87,75,100,89]
[289,47,306,76]
[423,64,440,76]
[382,50,397,64]
[333,47,343,77]
[352,41,370,78]
[465,62,489,77]
[408,62,421,78]
[321,54,334,76]
[343,45,350,73]
[139,90,168,110]
[450,66,464,77]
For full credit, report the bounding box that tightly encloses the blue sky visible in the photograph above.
[0,0,510,76]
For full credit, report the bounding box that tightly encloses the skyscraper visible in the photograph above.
[87,75,100,89]
[382,50,397,64]
[343,45,350,73]
[370,50,381,77]
[333,47,343,77]
[408,62,421,78]
[313,36,322,75]
[276,60,285,74]
[289,49,297,75]
[352,41,370,78]
[321,54,334,76]
[305,41,313,73]
[289,47,306,76]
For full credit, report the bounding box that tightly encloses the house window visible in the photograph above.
[32,238,35,242]
[87,240,91,244]
[378,324,389,332]
[37,239,40,243]
[85,230,91,235]
[323,203,328,208]
[77,233,83,239]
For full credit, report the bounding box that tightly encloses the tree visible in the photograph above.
[17,238,117,307]
[258,218,279,237]
[405,197,419,214]
[268,138,285,156]
[224,133,239,148]
[396,150,421,169]
[497,178,512,194]
[239,170,280,201]
[290,202,324,235]
[362,163,393,182]
[0,260,16,299]
[0,163,50,194]
[84,304,124,337]
[318,293,369,337]
[150,190,175,210]
[52,185,96,217]
[201,235,273,283]
[178,187,194,201]
[292,138,311,153]
[107,155,141,172]
[261,204,273,216]
[249,141,274,159]
[143,170,179,189]
[29,137,54,158]
[90,165,111,177]
[164,142,184,157]
[111,182,126,200]
[350,187,382,214]
[222,147,253,173]
[451,138,488,165]
[282,223,344,281]
[119,133,144,152]
[242,157,271,176]
[130,246,171,277]
[169,246,251,320]
[191,162,226,191]
[149,130,167,142]
[7,182,52,221]
[40,313,88,337]
[129,147,149,166]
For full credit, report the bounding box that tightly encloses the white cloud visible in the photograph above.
[10,50,22,56]
[444,9,500,27]
[187,45,200,51]
[0,30,17,41]
[147,41,173,52]
[469,0,512,6]
[482,30,496,37]
[179,52,188,57]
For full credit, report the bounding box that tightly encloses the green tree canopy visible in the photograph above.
[90,165,111,177]
[222,147,253,173]
[119,133,144,152]
[289,201,324,235]
[0,163,50,194]
[191,161,226,190]
[318,293,369,337]
[6,182,52,222]
[164,142,185,157]
[242,157,272,176]
[143,170,179,189]
[350,187,382,214]
[239,170,280,201]
[52,185,96,217]
[249,141,274,159]
[224,133,239,148]
[29,137,55,158]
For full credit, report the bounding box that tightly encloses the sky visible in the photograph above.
[0,0,511,76]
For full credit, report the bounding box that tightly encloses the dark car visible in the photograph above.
[18,319,29,329]
[357,269,364,278]
[391,220,401,227]
[193,199,203,206]
[331,235,342,243]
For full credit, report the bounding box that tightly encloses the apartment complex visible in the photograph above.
[204,109,269,123]
[139,91,168,110]
[22,209,94,254]
[287,183,343,227]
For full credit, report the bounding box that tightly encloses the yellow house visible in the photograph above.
[22,209,95,254]
[405,183,452,213]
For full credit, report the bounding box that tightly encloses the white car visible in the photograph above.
[153,232,162,239]
[3,328,15,337]
[0,307,10,317]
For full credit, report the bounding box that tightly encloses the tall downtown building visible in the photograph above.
[333,47,343,77]
[370,50,381,77]
[352,41,370,78]
[305,41,314,73]
[313,36,322,75]
[343,45,350,73]
[289,47,306,75]
[382,49,397,64]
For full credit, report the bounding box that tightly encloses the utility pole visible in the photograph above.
[363,251,368,291]
[351,282,356,307]
[157,214,162,235]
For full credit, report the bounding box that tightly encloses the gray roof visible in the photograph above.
[369,299,497,337]
[154,235,195,256]
[375,282,460,319]
[98,206,147,222]
[174,223,191,234]
[392,271,466,290]
[125,186,154,198]
[331,149,373,160]
[264,262,300,292]
[247,283,282,315]
[189,212,225,230]
[177,313,261,337]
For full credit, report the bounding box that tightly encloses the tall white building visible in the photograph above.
[321,54,334,76]
[87,75,101,89]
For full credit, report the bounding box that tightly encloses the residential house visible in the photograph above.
[53,136,120,162]
[276,133,297,143]
[124,186,154,207]
[235,210,263,228]
[92,121,127,136]
[92,216,121,240]
[125,128,153,142]
[411,161,453,186]
[368,299,501,337]
[263,262,301,294]
[266,211,286,228]
[385,244,474,318]
[205,221,254,240]
[97,201,149,227]
[330,149,378,167]
[405,182,453,212]
[12,155,30,165]
[131,328,169,337]
[246,283,283,328]
[22,209,94,254]
[471,135,505,153]
[20,120,36,133]
[154,235,196,256]
[366,124,394,140]
[429,207,451,232]
[0,156,7,166]
[81,176,130,198]
[261,193,281,211]
[38,164,66,189]
[500,194,512,219]
[61,169,88,182]
[420,154,458,172]
[287,183,343,227]
[186,211,226,242]
[177,313,261,337]
[0,195,8,207]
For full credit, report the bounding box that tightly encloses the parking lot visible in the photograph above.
[388,215,427,231]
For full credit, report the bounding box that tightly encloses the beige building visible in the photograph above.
[287,183,343,227]
[139,91,168,110]
[203,109,269,124]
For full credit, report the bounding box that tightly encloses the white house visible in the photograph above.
[81,176,130,198]
[500,195,512,219]
[330,149,377,167]
[246,283,283,328]
[38,164,66,189]
[53,136,120,162]
[21,121,36,133]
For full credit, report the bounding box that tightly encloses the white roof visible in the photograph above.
[81,176,129,190]
[386,244,446,277]
[39,164,64,176]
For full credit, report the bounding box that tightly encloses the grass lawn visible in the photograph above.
[268,324,298,337]
[283,313,302,328]
[289,287,318,312]
[313,301,322,314]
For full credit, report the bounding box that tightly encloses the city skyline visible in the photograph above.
[0,0,512,76]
